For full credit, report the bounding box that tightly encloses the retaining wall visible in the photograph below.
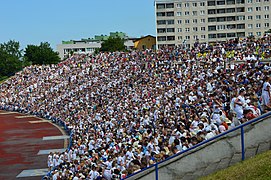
[129,113,271,180]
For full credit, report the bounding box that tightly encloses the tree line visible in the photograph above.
[0,40,60,81]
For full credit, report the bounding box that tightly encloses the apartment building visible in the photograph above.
[155,0,271,48]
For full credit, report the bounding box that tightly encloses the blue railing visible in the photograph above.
[124,111,271,180]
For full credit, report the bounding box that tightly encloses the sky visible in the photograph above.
[0,0,156,50]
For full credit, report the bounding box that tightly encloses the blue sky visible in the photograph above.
[0,0,156,50]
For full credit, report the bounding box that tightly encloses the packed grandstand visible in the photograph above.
[0,34,271,179]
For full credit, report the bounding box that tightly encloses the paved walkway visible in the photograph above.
[0,110,67,180]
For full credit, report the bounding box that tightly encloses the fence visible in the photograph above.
[125,111,271,180]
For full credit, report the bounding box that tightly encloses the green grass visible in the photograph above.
[200,150,271,180]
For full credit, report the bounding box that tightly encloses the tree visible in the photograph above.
[0,40,23,80]
[100,36,125,52]
[24,42,60,65]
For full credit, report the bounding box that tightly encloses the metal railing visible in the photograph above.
[124,111,271,180]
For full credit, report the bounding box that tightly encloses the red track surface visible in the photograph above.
[0,110,66,180]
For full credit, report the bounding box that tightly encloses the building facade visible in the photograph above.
[134,35,156,50]
[56,32,134,60]
[155,0,271,48]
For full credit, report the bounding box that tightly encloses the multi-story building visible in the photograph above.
[155,0,271,48]
[56,32,134,60]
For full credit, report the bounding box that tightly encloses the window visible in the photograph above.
[201,19,206,23]
[177,28,182,32]
[208,26,216,31]
[237,32,245,37]
[256,0,260,2]
[177,20,182,24]
[185,19,190,24]
[157,20,166,25]
[227,24,236,29]
[248,24,253,28]
[176,3,182,8]
[264,6,269,11]
[200,10,205,15]
[208,1,216,6]
[236,0,245,3]
[193,27,198,31]
[201,35,206,39]
[185,28,190,32]
[178,36,182,40]
[167,20,174,24]
[192,19,198,23]
[201,27,206,31]
[185,36,190,40]
[256,23,261,28]
[217,0,226,5]
[208,9,216,14]
[192,2,197,7]
[193,35,198,40]
[166,12,174,16]
[217,33,226,38]
[217,9,225,14]
[167,28,175,32]
[157,12,165,16]
[247,7,253,12]
[236,7,245,12]
[256,7,261,11]
[177,12,182,16]
[200,2,205,6]
[208,17,216,22]
[217,25,226,30]
[166,3,174,8]
[157,28,166,33]
[227,33,236,38]
[167,36,175,41]
[227,8,235,13]
[157,4,165,9]
[237,16,245,20]
[218,17,226,22]
[256,15,261,19]
[265,23,270,27]
[248,32,253,36]
[227,0,235,4]
[192,11,197,16]
[208,34,217,39]
[157,36,166,41]
[237,24,245,29]
[247,0,252,3]
[265,14,269,19]
[256,32,261,36]
[248,16,253,20]
[185,11,190,15]
[185,3,189,7]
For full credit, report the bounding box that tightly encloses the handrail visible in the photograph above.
[124,111,271,180]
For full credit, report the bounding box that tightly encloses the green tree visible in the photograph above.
[0,40,23,80]
[100,36,125,52]
[24,42,60,65]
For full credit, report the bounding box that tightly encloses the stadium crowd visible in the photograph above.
[0,34,271,180]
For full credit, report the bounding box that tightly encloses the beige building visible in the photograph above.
[155,0,271,48]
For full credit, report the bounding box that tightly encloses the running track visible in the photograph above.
[0,110,67,180]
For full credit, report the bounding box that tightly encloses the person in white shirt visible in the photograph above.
[261,76,271,111]
[234,88,247,122]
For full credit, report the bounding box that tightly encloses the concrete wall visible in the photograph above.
[129,113,271,180]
